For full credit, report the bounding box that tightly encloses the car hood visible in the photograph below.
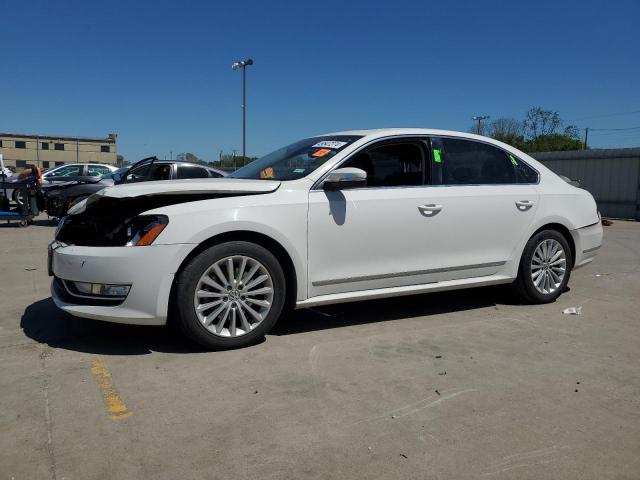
[58,178,281,246]
[99,178,281,199]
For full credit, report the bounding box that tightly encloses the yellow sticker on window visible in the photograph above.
[433,149,442,163]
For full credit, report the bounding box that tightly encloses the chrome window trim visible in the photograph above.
[310,134,540,190]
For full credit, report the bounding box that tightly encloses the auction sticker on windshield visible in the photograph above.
[312,140,348,149]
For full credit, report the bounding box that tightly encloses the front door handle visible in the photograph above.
[515,200,535,211]
[418,204,443,217]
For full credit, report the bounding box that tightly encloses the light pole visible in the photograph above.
[232,58,254,161]
[471,115,490,135]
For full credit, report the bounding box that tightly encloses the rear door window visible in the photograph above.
[176,165,210,179]
[430,138,518,185]
[87,165,112,176]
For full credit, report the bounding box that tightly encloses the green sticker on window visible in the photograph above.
[433,149,442,163]
[509,154,518,166]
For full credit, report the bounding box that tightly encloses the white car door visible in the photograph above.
[307,136,540,298]
[411,136,540,283]
[308,139,442,297]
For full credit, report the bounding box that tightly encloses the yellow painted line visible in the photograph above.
[91,359,133,420]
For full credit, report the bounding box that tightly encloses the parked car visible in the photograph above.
[44,157,227,217]
[49,129,603,350]
[43,163,118,183]
[3,163,118,206]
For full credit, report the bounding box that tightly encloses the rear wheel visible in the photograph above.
[513,230,573,303]
[175,241,286,350]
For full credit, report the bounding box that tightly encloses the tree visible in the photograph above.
[214,154,257,170]
[523,107,562,138]
[474,107,584,152]
[486,118,525,149]
[175,152,200,163]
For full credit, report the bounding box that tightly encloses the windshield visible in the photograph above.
[102,167,127,179]
[229,135,362,180]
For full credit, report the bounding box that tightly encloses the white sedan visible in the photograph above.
[49,129,602,350]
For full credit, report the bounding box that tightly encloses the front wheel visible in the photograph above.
[513,230,573,304]
[175,241,286,350]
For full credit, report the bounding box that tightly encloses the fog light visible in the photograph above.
[73,282,131,297]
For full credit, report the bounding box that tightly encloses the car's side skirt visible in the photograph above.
[311,261,507,287]
[296,274,513,308]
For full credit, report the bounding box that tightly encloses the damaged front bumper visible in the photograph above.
[49,240,193,325]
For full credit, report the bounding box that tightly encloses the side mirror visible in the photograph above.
[323,167,367,191]
[112,172,122,183]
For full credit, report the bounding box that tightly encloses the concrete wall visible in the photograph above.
[532,148,640,220]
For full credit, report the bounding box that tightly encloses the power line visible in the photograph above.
[589,125,640,132]
[568,109,640,122]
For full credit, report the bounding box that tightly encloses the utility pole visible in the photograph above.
[232,149,238,170]
[36,135,40,168]
[232,58,254,161]
[583,127,589,150]
[471,115,490,136]
[76,138,79,163]
[170,150,173,160]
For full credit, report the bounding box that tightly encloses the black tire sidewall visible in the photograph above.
[518,230,573,303]
[175,241,286,350]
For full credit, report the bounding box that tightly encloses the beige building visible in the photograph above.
[0,132,118,170]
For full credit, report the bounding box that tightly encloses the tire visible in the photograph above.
[13,190,26,207]
[175,241,286,350]
[513,229,573,304]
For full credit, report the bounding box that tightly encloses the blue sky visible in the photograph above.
[1,0,639,160]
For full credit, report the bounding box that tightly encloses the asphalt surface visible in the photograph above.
[1,216,639,479]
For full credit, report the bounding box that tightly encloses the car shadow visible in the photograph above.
[21,298,206,355]
[272,285,517,335]
[21,286,519,354]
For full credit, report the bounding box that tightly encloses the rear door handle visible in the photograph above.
[418,204,443,217]
[515,200,534,211]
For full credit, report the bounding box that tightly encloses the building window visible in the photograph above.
[16,160,27,168]
[0,140,3,147]
[15,141,26,149]
[101,145,110,153]
[55,161,65,166]
[41,142,49,150]
[54,143,64,151]
[42,161,50,168]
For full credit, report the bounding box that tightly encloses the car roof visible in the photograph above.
[318,127,497,142]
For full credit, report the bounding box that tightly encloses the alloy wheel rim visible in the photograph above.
[193,255,274,337]
[531,239,567,295]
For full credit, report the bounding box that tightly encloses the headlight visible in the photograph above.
[125,215,169,246]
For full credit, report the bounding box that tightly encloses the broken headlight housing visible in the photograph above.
[125,215,169,246]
